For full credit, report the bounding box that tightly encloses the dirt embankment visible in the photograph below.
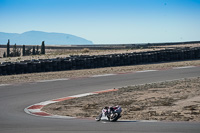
[42,77,200,122]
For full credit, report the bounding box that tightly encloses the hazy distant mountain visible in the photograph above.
[0,31,93,45]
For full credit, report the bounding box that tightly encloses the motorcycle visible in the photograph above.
[96,106,122,122]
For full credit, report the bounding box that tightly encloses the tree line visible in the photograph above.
[3,40,45,58]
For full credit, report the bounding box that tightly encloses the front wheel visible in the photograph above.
[109,113,119,122]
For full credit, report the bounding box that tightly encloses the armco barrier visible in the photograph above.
[0,47,200,76]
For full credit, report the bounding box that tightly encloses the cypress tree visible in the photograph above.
[23,45,26,56]
[41,41,45,54]
[13,43,17,56]
[3,52,6,58]
[36,45,39,55]
[32,46,36,55]
[7,39,10,57]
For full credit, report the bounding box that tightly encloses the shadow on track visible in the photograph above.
[117,120,138,122]
[99,119,157,123]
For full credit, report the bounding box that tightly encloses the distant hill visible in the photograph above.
[0,31,93,45]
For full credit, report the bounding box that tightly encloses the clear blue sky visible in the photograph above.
[0,0,200,44]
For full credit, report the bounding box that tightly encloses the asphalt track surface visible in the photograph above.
[0,66,200,133]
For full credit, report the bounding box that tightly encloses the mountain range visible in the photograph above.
[0,31,93,45]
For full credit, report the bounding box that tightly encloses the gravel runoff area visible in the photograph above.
[0,60,200,85]
[42,77,200,122]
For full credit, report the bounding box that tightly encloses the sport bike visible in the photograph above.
[96,106,122,122]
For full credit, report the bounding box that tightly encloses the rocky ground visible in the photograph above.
[42,77,200,122]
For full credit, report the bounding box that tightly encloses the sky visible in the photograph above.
[0,0,200,44]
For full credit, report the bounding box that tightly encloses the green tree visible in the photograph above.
[23,45,26,56]
[36,45,39,55]
[7,39,10,57]
[13,43,17,56]
[3,52,6,58]
[25,47,32,56]
[32,46,36,55]
[41,41,45,54]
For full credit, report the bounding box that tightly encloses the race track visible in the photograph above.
[0,66,200,133]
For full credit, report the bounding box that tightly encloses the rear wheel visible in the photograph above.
[95,114,102,121]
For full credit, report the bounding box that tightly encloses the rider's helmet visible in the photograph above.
[104,106,109,109]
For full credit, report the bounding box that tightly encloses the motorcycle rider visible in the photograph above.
[95,105,119,121]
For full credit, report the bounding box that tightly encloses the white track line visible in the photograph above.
[69,93,95,98]
[173,66,196,69]
[136,70,158,73]
[37,101,58,105]
[91,74,117,77]
[50,115,75,119]
[28,109,42,113]
[38,78,69,83]
[0,84,9,87]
